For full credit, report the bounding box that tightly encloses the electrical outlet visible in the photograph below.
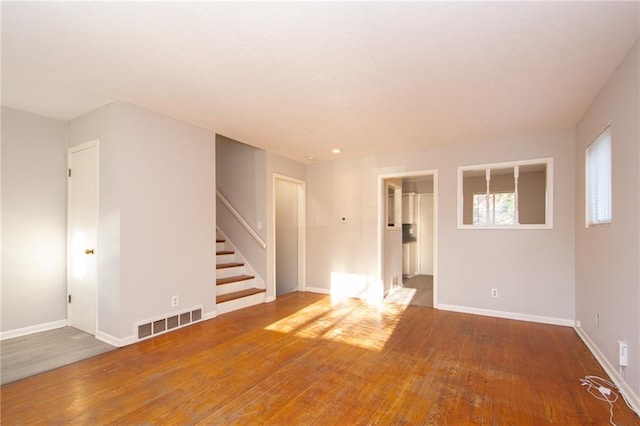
[171,295,179,307]
[491,288,498,298]
[618,341,628,367]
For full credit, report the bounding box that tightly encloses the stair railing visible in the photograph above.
[216,189,267,249]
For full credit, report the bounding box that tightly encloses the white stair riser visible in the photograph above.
[217,292,266,315]
[216,266,247,279]
[216,242,227,251]
[216,253,235,264]
[217,279,256,295]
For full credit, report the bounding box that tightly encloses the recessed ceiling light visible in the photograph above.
[306,156,316,161]
[332,148,342,154]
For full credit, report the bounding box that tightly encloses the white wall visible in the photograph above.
[575,39,639,398]
[118,104,216,339]
[1,107,68,334]
[70,102,216,342]
[307,155,384,300]
[307,128,575,322]
[383,178,403,296]
[216,135,267,281]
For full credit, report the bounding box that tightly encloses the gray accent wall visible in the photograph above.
[575,39,639,397]
[1,107,68,333]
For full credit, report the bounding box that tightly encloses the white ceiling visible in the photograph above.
[2,2,638,163]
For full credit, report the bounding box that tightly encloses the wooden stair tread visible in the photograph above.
[216,239,225,243]
[217,275,254,285]
[216,262,244,270]
[216,250,234,256]
[216,288,266,304]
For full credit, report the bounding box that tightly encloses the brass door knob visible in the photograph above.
[85,249,94,255]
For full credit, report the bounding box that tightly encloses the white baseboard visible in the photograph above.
[574,326,640,416]
[0,319,68,340]
[305,286,330,295]
[437,304,576,327]
[203,310,218,320]
[95,331,132,347]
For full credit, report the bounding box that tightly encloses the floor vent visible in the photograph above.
[136,306,204,341]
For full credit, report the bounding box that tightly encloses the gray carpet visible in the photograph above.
[1,327,116,385]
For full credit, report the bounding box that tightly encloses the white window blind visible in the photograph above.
[586,127,612,226]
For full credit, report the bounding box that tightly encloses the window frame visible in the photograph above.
[585,126,612,227]
[457,158,554,230]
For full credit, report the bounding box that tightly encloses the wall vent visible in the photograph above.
[136,306,204,341]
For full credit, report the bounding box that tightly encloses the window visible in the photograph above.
[458,158,553,229]
[586,127,612,226]
[473,192,515,225]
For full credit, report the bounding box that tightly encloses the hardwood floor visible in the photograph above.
[1,292,638,425]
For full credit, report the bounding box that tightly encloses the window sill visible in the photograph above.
[458,224,553,230]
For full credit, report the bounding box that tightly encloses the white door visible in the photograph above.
[68,141,98,335]
[418,194,434,275]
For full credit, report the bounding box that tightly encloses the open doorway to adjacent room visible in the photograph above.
[380,171,437,308]
[273,174,306,297]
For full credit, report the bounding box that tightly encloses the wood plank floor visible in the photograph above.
[1,292,638,425]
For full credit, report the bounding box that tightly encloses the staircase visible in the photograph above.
[216,232,266,315]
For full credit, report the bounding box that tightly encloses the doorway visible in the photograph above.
[379,171,437,307]
[274,175,305,296]
[67,141,99,335]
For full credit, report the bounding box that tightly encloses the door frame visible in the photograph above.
[67,140,100,334]
[271,173,306,298]
[377,169,438,307]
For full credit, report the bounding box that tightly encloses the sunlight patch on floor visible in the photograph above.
[265,296,408,352]
[384,286,416,305]
[329,272,383,304]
